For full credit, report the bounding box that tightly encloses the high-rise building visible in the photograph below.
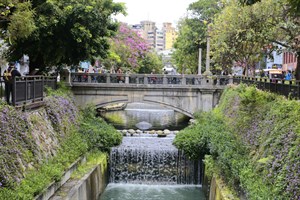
[140,21,157,49]
[155,30,165,51]
[130,21,177,52]
[162,23,177,50]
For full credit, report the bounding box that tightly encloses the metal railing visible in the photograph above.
[233,76,300,99]
[70,73,232,86]
[0,76,57,106]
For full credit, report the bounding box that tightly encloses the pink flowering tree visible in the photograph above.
[103,23,162,73]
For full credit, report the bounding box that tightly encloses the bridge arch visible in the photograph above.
[94,99,194,118]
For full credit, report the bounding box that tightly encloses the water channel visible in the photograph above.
[99,103,190,130]
[99,103,205,200]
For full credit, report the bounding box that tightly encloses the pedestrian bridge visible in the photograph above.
[64,72,232,118]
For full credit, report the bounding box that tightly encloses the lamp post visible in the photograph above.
[198,47,202,75]
[204,25,212,75]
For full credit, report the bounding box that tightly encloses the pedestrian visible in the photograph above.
[285,70,292,81]
[116,67,124,83]
[110,66,116,74]
[3,62,21,105]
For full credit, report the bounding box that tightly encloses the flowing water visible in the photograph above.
[109,135,202,185]
[100,134,205,200]
[100,103,204,199]
[100,103,190,130]
[100,184,205,200]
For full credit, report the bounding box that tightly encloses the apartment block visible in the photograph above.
[131,21,177,52]
[162,22,177,50]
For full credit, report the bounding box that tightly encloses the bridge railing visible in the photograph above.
[70,72,233,86]
[1,76,57,106]
[233,76,300,99]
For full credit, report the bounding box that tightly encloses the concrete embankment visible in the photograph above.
[49,160,108,200]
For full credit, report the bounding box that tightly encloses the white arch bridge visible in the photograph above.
[63,72,232,118]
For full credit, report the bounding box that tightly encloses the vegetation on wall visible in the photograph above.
[174,84,300,199]
[0,86,122,199]
[0,102,36,188]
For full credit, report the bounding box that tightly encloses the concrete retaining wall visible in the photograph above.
[203,176,238,200]
[49,162,108,200]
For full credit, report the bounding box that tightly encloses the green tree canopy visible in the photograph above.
[0,1,36,43]
[172,0,221,74]
[1,0,125,73]
[210,0,300,77]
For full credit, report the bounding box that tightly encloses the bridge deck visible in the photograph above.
[69,73,231,87]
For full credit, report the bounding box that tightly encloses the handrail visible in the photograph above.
[0,75,57,106]
[69,73,233,86]
[68,72,300,99]
[233,76,300,99]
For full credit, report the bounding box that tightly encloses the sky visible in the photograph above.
[114,0,197,28]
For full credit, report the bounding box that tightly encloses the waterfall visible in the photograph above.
[109,136,202,185]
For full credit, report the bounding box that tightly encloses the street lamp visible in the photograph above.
[199,19,212,76]
[198,47,202,75]
[204,25,212,75]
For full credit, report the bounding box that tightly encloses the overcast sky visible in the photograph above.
[114,0,196,28]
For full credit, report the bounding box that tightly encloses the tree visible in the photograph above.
[210,0,300,78]
[287,0,300,14]
[2,0,125,73]
[102,23,162,73]
[172,0,221,74]
[0,1,36,44]
[210,1,266,75]
[239,0,261,5]
[173,18,203,74]
[138,51,163,74]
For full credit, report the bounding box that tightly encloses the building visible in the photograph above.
[162,23,177,50]
[140,21,157,49]
[282,51,298,72]
[266,51,283,69]
[131,21,178,52]
[155,30,164,51]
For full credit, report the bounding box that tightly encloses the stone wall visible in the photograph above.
[27,108,60,161]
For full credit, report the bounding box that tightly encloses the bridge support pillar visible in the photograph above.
[200,90,216,112]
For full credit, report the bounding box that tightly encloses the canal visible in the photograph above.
[99,103,205,200]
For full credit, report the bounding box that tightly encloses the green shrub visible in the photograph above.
[79,106,122,151]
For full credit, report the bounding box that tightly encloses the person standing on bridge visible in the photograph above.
[116,67,124,83]
[3,62,21,105]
